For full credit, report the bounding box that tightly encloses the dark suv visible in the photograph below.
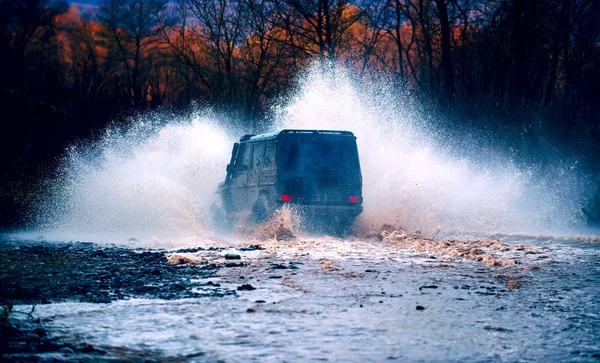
[218,129,363,234]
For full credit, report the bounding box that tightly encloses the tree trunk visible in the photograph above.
[434,0,454,105]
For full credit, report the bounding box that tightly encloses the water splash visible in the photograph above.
[275,65,589,235]
[28,65,590,245]
[33,111,234,246]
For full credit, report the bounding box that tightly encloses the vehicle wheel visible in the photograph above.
[250,191,270,225]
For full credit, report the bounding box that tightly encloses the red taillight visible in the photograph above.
[281,194,293,202]
[348,196,360,203]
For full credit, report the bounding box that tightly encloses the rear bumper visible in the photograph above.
[277,203,363,218]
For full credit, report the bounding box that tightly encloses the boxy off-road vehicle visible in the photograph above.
[218,129,363,234]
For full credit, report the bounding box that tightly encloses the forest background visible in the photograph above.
[1,0,599,227]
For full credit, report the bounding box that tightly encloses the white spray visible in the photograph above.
[34,112,233,246]
[276,66,588,235]
[29,66,589,246]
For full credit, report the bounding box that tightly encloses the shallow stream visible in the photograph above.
[13,235,600,362]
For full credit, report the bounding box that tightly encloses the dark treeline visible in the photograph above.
[1,0,599,227]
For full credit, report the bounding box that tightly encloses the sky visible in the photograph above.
[69,1,99,17]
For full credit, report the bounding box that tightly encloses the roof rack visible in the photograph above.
[240,129,354,142]
[239,134,255,142]
[280,129,354,136]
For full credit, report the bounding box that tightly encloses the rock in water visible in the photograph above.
[224,252,241,260]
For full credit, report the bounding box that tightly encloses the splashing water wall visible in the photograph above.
[277,66,588,235]
[32,66,589,245]
[34,113,234,246]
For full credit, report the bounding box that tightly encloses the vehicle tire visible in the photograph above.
[250,190,270,225]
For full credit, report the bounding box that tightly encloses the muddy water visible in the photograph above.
[12,235,600,362]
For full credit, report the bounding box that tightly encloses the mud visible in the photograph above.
[251,206,298,241]
[379,228,550,268]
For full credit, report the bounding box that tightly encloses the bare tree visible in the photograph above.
[99,0,167,107]
[378,0,420,85]
[0,0,68,91]
[238,0,291,119]
[159,0,247,107]
[275,0,363,64]
[344,0,386,78]
[433,0,454,104]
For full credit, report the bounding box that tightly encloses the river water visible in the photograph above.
[14,234,600,362]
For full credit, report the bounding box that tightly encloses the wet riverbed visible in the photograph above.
[2,233,600,362]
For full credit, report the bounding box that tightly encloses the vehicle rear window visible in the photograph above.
[288,135,359,176]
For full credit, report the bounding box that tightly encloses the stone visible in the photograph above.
[78,343,95,352]
[59,347,75,354]
[237,284,256,291]
[224,253,241,260]
[269,263,287,269]
[483,326,513,332]
[32,327,46,337]
[239,245,264,251]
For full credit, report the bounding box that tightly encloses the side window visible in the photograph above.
[235,143,250,168]
[253,143,265,169]
[264,141,277,168]
[230,143,249,187]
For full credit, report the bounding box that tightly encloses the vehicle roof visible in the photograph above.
[240,129,355,142]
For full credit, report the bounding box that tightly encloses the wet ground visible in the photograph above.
[1,232,600,362]
[0,241,238,305]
